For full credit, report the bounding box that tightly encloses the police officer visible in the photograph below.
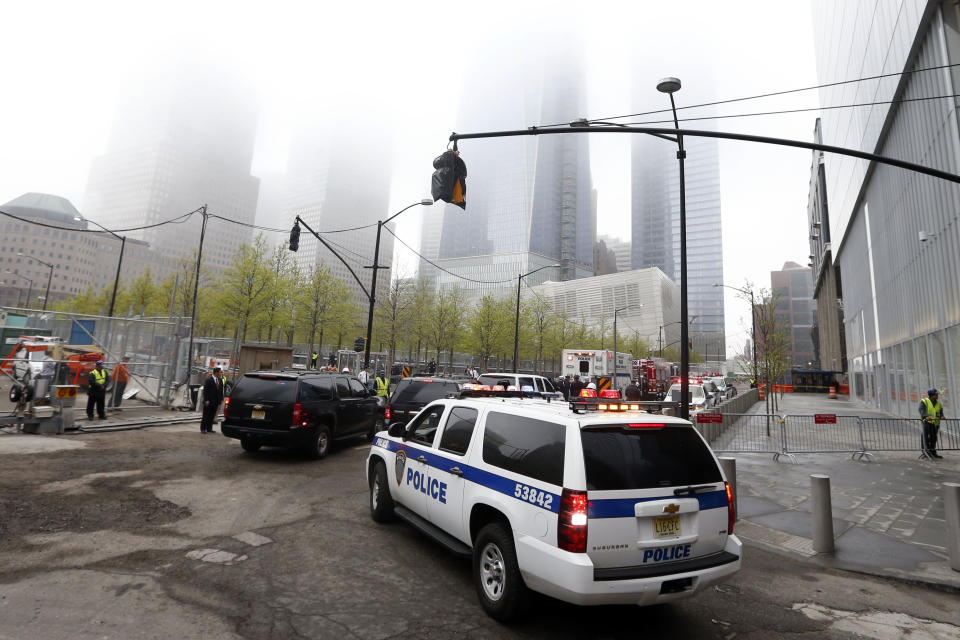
[375,370,389,397]
[919,388,944,459]
[569,375,584,398]
[311,352,319,369]
[624,379,642,401]
[87,361,109,420]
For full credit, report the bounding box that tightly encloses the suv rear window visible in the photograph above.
[482,412,565,486]
[392,380,459,404]
[581,426,722,491]
[232,375,298,402]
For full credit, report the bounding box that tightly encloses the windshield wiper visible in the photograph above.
[673,484,716,496]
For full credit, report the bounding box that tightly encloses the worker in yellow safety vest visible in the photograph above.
[87,360,109,420]
[375,370,389,397]
[919,388,944,459]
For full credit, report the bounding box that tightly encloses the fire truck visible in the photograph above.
[560,349,632,392]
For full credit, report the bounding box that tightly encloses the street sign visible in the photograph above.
[402,365,411,378]
[814,414,837,424]
[696,412,723,423]
[597,376,611,391]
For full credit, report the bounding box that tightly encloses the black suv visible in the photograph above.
[222,371,383,458]
[385,377,464,426]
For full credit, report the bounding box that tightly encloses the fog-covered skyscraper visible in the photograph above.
[283,122,393,305]
[631,124,725,358]
[420,36,594,296]
[83,61,259,270]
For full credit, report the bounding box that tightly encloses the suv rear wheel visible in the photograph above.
[240,436,261,452]
[369,461,394,522]
[306,424,331,459]
[473,522,529,622]
[367,417,385,441]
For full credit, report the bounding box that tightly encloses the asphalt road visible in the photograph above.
[1,424,958,639]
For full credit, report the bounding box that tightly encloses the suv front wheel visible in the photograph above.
[473,522,529,622]
[306,424,331,459]
[369,461,394,522]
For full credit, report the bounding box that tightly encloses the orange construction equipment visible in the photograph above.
[829,386,837,399]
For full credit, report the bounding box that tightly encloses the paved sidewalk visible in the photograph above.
[725,393,960,589]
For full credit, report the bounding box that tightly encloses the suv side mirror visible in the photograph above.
[388,422,406,438]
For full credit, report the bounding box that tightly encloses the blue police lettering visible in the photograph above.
[405,468,447,504]
[642,544,691,563]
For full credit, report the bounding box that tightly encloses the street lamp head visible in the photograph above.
[657,77,682,94]
[420,198,434,206]
[73,214,83,222]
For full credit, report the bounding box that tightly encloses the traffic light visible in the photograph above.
[354,336,366,352]
[288,220,301,252]
[431,149,467,209]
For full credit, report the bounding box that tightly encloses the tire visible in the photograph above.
[305,424,331,460]
[240,436,262,452]
[367,417,385,441]
[473,522,529,622]
[369,461,394,522]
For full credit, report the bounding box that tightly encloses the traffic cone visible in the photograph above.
[829,386,837,399]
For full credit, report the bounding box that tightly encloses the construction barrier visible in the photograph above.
[710,413,787,458]
[829,386,837,399]
[858,417,960,452]
[780,414,867,459]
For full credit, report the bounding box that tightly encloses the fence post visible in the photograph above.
[779,414,789,454]
[811,474,835,553]
[719,457,737,520]
[945,482,960,571]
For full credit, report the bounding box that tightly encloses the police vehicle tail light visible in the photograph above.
[725,481,736,535]
[292,402,307,427]
[558,489,588,553]
[599,389,620,399]
[223,396,230,419]
[384,405,391,421]
[579,388,597,398]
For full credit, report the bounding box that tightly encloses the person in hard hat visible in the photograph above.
[86,361,109,420]
[375,370,389,397]
[919,388,944,459]
[110,356,130,409]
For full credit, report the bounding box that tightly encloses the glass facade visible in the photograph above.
[812,0,960,415]
[631,131,726,357]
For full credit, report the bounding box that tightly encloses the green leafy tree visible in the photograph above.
[215,234,272,341]
[407,278,435,368]
[255,244,296,342]
[375,276,414,374]
[296,261,336,357]
[465,294,514,372]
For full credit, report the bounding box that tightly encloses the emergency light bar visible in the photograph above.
[569,400,642,413]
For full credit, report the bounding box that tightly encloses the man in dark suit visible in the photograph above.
[200,368,222,434]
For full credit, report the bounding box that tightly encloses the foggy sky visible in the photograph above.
[1,0,820,356]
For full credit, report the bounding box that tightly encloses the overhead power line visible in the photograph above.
[381,226,515,285]
[0,207,200,233]
[619,93,960,126]
[536,61,960,128]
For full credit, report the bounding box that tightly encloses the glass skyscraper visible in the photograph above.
[420,37,594,297]
[630,131,725,358]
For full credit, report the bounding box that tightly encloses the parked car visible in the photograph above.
[221,371,382,459]
[475,372,561,396]
[385,377,465,426]
[667,382,710,413]
[701,379,721,406]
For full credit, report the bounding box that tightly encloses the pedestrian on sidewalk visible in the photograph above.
[919,388,944,459]
[200,369,222,434]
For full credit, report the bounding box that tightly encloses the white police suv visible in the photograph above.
[365,393,741,621]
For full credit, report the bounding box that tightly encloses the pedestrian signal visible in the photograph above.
[431,149,467,209]
[289,221,301,252]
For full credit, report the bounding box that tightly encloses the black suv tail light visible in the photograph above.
[293,402,306,427]
[558,488,588,553]
[223,397,230,419]
[385,405,391,421]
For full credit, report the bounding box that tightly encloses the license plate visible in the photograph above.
[252,409,265,420]
[653,515,681,538]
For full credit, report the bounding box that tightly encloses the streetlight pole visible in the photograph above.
[19,253,54,311]
[364,199,434,370]
[186,205,208,384]
[657,76,690,420]
[714,283,758,386]
[513,263,561,373]
[75,214,126,318]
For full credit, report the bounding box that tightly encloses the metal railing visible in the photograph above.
[704,411,959,461]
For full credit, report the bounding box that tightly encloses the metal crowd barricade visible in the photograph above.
[780,414,871,461]
[709,413,791,461]
[858,417,924,453]
[939,419,960,451]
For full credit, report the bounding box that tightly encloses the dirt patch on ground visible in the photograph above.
[0,475,191,537]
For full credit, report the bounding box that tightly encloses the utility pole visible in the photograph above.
[186,205,208,384]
